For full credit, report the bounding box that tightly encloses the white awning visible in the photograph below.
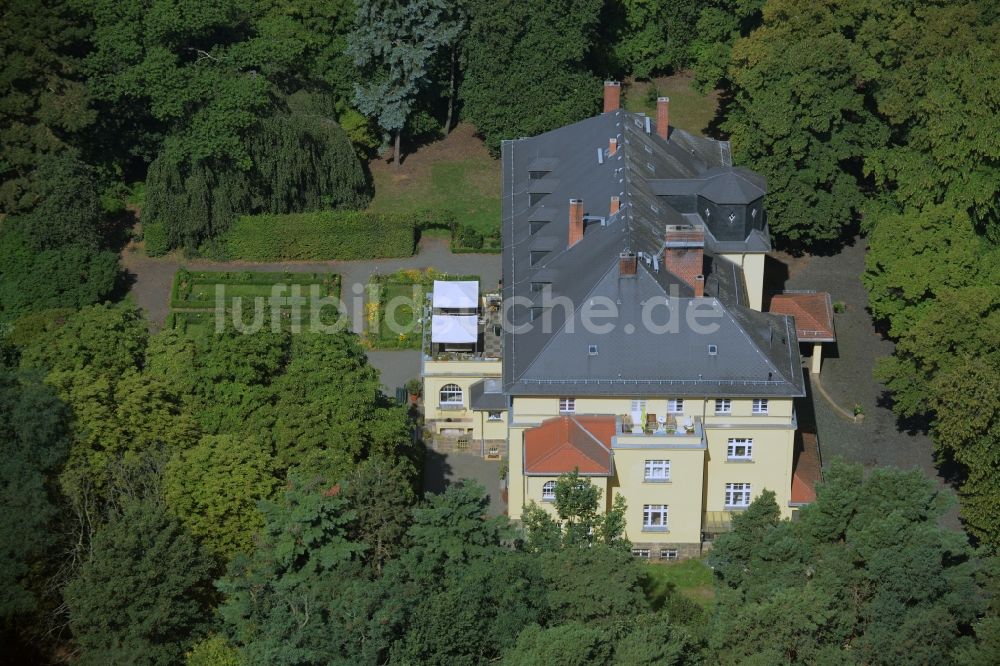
[431,315,478,343]
[432,280,478,309]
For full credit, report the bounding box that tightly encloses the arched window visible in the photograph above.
[542,480,556,501]
[439,383,463,406]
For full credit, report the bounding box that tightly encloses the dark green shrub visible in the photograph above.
[456,225,484,250]
[143,222,169,257]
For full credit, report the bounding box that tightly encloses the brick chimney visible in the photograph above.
[610,196,620,215]
[604,81,621,113]
[657,97,670,139]
[568,199,584,248]
[663,226,705,295]
[609,137,618,156]
[619,251,637,277]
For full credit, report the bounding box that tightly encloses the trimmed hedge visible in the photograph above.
[224,211,417,261]
[170,268,340,309]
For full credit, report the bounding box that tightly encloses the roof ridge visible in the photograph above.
[569,415,612,453]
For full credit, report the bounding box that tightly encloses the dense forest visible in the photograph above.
[2,0,999,663]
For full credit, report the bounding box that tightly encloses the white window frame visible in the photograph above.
[642,504,669,531]
[752,398,769,414]
[632,548,651,559]
[667,399,684,414]
[487,411,502,421]
[715,398,732,414]
[541,480,556,501]
[660,548,679,560]
[644,459,671,482]
[559,397,576,414]
[727,438,753,461]
[725,482,752,508]
[439,383,463,406]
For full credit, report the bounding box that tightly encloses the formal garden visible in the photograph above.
[167,268,341,335]
[364,268,478,350]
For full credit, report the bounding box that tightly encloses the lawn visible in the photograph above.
[623,72,720,135]
[640,558,716,609]
[169,269,342,335]
[368,124,501,241]
[365,268,478,350]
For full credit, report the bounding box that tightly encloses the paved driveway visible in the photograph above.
[422,448,505,516]
[773,240,960,528]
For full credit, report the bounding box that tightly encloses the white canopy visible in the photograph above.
[432,280,478,309]
[431,315,478,343]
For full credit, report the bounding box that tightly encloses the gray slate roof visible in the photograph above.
[500,110,804,398]
[470,378,507,410]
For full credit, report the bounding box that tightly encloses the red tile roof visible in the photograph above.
[524,415,615,475]
[765,292,836,341]
[791,431,822,504]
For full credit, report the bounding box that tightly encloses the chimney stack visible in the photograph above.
[604,81,621,113]
[619,251,637,277]
[663,226,705,295]
[608,137,618,156]
[610,196,620,215]
[656,97,670,139]
[568,199,584,248]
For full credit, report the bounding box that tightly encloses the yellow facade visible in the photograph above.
[719,252,766,311]
[506,395,798,555]
[422,358,503,440]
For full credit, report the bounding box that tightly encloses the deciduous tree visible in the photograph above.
[165,435,280,561]
[462,0,602,154]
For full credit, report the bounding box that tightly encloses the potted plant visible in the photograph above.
[405,378,422,404]
[853,403,865,423]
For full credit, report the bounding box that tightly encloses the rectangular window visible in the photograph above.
[715,399,732,414]
[630,399,647,412]
[632,549,651,559]
[530,250,547,266]
[644,460,671,481]
[667,399,684,414]
[530,282,550,293]
[660,548,679,560]
[529,220,547,235]
[727,438,753,461]
[725,483,752,508]
[559,398,576,414]
[752,398,769,414]
[642,504,669,530]
[487,411,502,421]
